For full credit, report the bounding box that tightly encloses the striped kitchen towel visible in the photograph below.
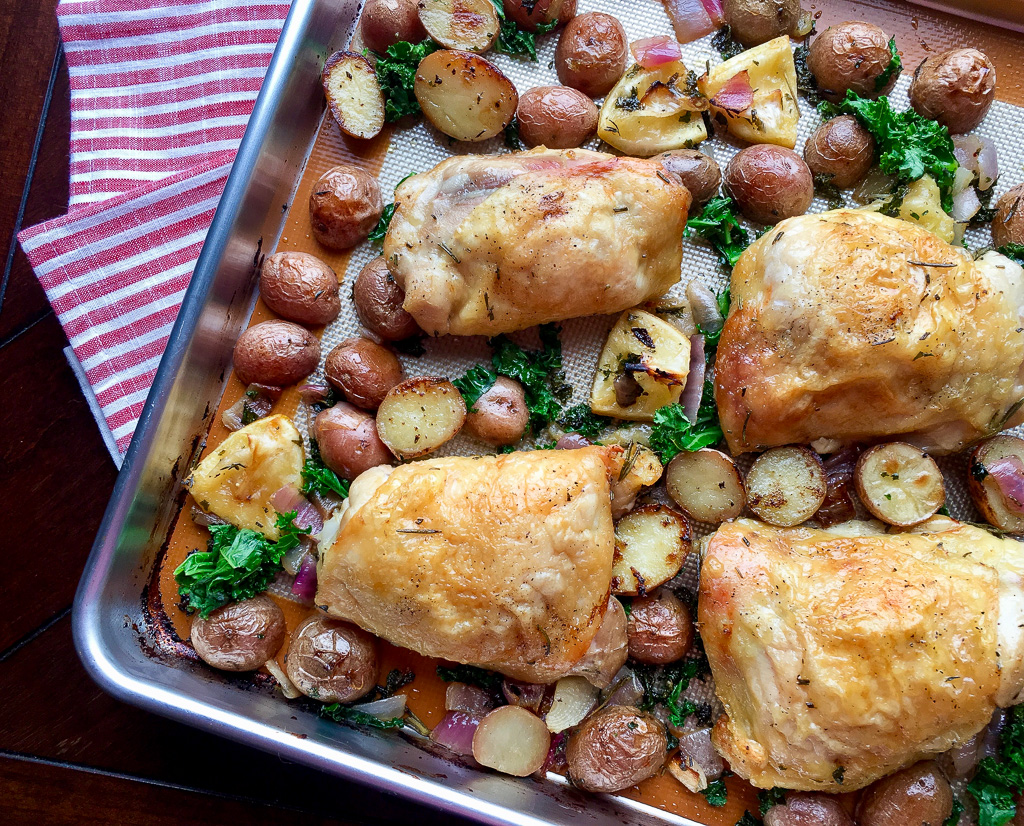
[18,0,292,460]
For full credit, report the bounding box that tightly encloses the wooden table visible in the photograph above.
[3,0,1022,823]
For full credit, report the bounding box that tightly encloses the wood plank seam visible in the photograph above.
[0,605,69,664]
[0,308,52,353]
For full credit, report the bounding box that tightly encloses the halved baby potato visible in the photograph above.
[415,49,518,141]
[186,414,304,540]
[597,60,708,156]
[746,445,826,527]
[611,504,691,597]
[699,35,799,148]
[665,448,746,524]
[853,442,946,527]
[376,376,467,460]
[418,0,499,53]
[322,51,386,140]
[968,435,1024,533]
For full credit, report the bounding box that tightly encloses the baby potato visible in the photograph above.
[857,762,953,826]
[726,144,814,224]
[503,0,566,32]
[803,115,875,189]
[626,590,694,665]
[285,616,378,703]
[516,85,598,149]
[566,706,667,793]
[260,252,340,326]
[807,21,900,101]
[315,403,393,479]
[418,0,499,53]
[611,505,691,597]
[855,442,945,527]
[376,376,467,459]
[190,596,286,672]
[414,49,518,141]
[322,51,385,140]
[746,445,827,527]
[556,12,628,98]
[233,320,320,387]
[464,376,529,446]
[309,164,383,251]
[909,48,995,134]
[665,447,746,523]
[352,257,420,342]
[360,0,427,53]
[653,150,722,210]
[324,337,404,411]
[764,794,855,826]
[723,0,803,46]
[993,183,1024,248]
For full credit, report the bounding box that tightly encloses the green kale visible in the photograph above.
[793,37,821,106]
[368,203,395,246]
[635,650,710,716]
[436,663,504,691]
[697,287,730,349]
[686,196,751,268]
[702,779,728,807]
[377,668,416,699]
[490,324,568,431]
[814,173,845,210]
[874,37,902,91]
[321,703,407,729]
[490,1,556,61]
[735,813,762,826]
[944,799,965,826]
[711,25,744,60]
[505,115,524,150]
[373,39,438,121]
[453,364,498,411]
[999,244,1024,265]
[969,704,1024,826]
[301,439,350,500]
[758,788,787,817]
[971,184,999,227]
[174,511,309,618]
[558,403,610,438]
[649,381,722,462]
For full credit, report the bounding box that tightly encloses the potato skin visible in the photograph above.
[353,257,421,342]
[309,164,383,251]
[233,320,320,387]
[516,85,598,149]
[190,596,286,672]
[626,590,694,665]
[315,403,393,479]
[360,0,426,53]
[285,615,378,703]
[555,12,627,98]
[465,376,529,446]
[566,706,667,792]
[763,793,855,826]
[725,144,814,224]
[909,48,995,134]
[807,21,899,101]
[653,150,722,209]
[723,0,802,46]
[803,115,874,189]
[324,337,403,411]
[993,183,1024,248]
[260,252,341,326]
[857,762,953,826]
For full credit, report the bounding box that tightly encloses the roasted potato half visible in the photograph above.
[414,49,518,141]
[473,706,551,776]
[855,442,945,527]
[969,435,1024,533]
[322,51,385,140]
[376,376,467,459]
[611,504,691,597]
[418,0,499,52]
[665,448,746,523]
[746,445,827,527]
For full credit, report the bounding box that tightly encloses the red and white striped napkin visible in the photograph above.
[18,0,291,460]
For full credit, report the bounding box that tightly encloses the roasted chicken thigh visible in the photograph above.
[383,148,691,336]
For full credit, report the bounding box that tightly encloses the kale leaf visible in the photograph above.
[686,196,751,268]
[504,115,524,150]
[558,403,610,438]
[649,381,723,462]
[698,287,731,349]
[453,364,498,411]
[321,703,407,729]
[735,813,761,826]
[702,779,728,807]
[793,38,821,106]
[373,39,438,121]
[301,439,350,500]
[1000,244,1024,265]
[436,663,504,691]
[490,324,569,431]
[874,37,902,92]
[969,704,1024,825]
[944,799,965,826]
[635,650,710,716]
[814,173,845,210]
[174,511,309,618]
[368,203,395,246]
[758,788,787,817]
[491,1,557,61]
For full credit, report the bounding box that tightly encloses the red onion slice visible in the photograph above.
[989,456,1024,514]
[676,727,725,781]
[350,694,407,721]
[291,554,318,601]
[631,36,682,69]
[710,70,754,113]
[815,447,860,527]
[299,382,331,405]
[191,506,228,527]
[430,711,481,756]
[270,485,324,534]
[446,682,495,715]
[502,679,546,713]
[699,0,725,25]
[542,732,568,773]
[977,136,999,191]
[663,0,715,42]
[602,667,644,708]
[951,186,982,223]
[556,433,592,450]
[953,134,982,174]
[680,335,707,424]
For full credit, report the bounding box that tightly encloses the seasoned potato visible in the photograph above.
[909,48,995,134]
[414,50,518,141]
[285,616,378,703]
[233,320,319,388]
[665,448,746,523]
[260,252,340,326]
[190,596,286,671]
[324,337,403,411]
[857,762,953,826]
[473,706,551,776]
[626,590,694,665]
[352,257,420,342]
[309,164,383,250]
[969,435,1024,533]
[504,0,566,32]
[517,85,598,149]
[764,794,855,826]
[418,0,499,52]
[464,376,529,446]
[597,60,708,156]
[566,706,667,793]
[807,21,900,101]
[746,445,827,527]
[699,36,800,148]
[653,150,721,209]
[723,0,804,46]
[376,376,467,459]
[993,183,1024,248]
[610,443,664,519]
[611,505,691,597]
[187,415,304,539]
[556,12,628,98]
[315,403,393,480]
[360,0,427,53]
[803,115,874,189]
[322,51,385,140]
[855,442,945,527]
[591,309,692,421]
[726,144,814,224]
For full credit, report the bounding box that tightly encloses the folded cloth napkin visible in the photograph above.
[18,0,292,460]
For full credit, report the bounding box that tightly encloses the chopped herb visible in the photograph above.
[970,184,999,227]
[711,25,744,60]
[301,439,350,500]
[814,173,845,210]
[453,364,498,411]
[436,663,504,691]
[999,244,1024,265]
[944,799,965,826]
[793,35,821,105]
[615,87,642,111]
[558,403,610,438]
[969,704,1024,826]
[649,381,722,462]
[736,813,762,826]
[937,505,951,516]
[686,196,751,268]
[702,779,728,807]
[489,324,568,431]
[174,511,309,618]
[321,703,406,729]
[372,40,438,121]
[874,37,902,91]
[914,351,935,360]
[758,788,787,816]
[504,115,524,150]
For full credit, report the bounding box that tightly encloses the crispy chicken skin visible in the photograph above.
[715,209,1024,454]
[699,517,1024,792]
[383,148,691,336]
[316,448,622,683]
